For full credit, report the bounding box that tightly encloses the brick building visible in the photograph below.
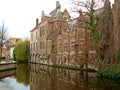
[30,1,95,67]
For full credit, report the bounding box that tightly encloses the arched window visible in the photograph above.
[64,57,66,64]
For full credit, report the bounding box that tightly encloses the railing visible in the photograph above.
[0,62,16,71]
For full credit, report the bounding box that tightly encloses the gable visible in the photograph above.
[63,9,71,21]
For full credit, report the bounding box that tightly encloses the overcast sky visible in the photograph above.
[0,0,114,39]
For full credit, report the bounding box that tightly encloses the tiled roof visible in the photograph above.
[9,38,22,43]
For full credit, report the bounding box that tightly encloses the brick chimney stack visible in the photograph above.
[36,18,39,27]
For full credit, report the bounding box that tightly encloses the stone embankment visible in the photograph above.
[0,61,16,71]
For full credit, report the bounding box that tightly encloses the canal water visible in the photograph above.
[0,63,120,90]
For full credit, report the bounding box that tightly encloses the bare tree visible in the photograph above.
[72,0,106,68]
[72,0,105,40]
[0,22,8,59]
[97,0,113,64]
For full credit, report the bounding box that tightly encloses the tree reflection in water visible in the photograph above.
[16,64,30,86]
[29,63,120,90]
[95,78,120,90]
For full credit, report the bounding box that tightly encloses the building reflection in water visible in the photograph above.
[30,63,120,90]
[1,63,120,90]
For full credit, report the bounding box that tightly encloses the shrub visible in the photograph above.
[14,39,30,62]
[97,64,120,79]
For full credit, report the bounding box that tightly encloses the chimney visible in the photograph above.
[36,18,39,27]
[56,1,61,9]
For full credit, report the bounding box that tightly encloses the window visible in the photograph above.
[31,44,32,52]
[58,58,60,64]
[36,31,37,40]
[31,33,33,41]
[64,58,66,64]
[43,42,45,49]
[36,43,38,52]
[34,43,35,51]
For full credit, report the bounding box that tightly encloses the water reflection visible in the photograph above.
[1,77,29,90]
[16,64,30,86]
[0,64,30,90]
[95,78,120,90]
[0,69,16,79]
[0,63,120,90]
[30,63,120,90]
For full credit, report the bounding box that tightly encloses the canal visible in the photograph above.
[0,63,120,90]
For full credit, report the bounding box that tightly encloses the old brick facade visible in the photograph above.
[30,1,95,67]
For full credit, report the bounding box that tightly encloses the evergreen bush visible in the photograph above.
[97,64,120,79]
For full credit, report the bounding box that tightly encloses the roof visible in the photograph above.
[49,1,64,22]
[9,38,22,43]
[68,19,77,31]
[30,27,37,32]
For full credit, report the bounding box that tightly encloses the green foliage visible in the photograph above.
[85,0,99,42]
[14,39,30,62]
[97,64,120,79]
[13,50,16,61]
[16,64,30,86]
[95,59,104,70]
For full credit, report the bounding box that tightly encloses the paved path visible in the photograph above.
[0,82,12,90]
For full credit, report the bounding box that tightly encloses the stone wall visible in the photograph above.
[0,62,16,71]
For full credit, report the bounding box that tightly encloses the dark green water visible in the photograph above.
[0,63,120,90]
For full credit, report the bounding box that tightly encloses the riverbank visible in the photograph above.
[30,62,97,72]
[0,82,12,90]
[0,61,16,71]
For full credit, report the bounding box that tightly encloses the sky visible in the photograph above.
[0,0,114,39]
